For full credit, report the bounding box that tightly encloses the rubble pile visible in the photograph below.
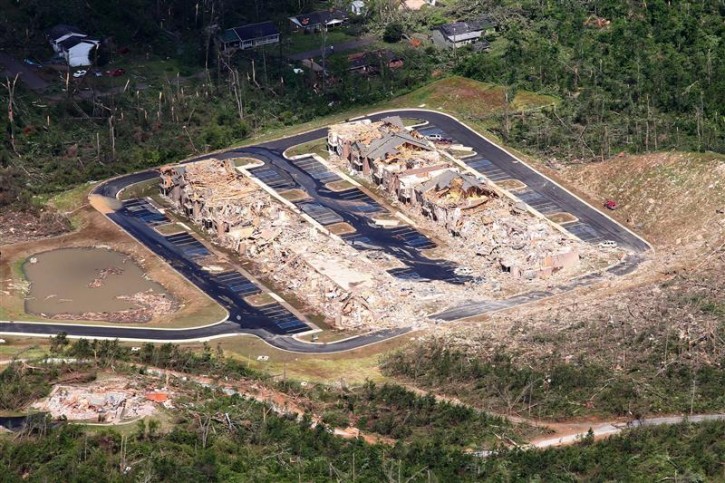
[327,119,616,281]
[160,159,427,329]
[32,378,172,423]
[157,146,617,330]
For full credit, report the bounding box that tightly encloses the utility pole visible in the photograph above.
[321,24,328,93]
[452,25,457,64]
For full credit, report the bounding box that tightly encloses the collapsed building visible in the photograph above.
[328,119,582,279]
[159,159,428,329]
[32,378,170,423]
[328,117,439,181]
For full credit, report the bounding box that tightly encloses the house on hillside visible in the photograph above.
[347,50,403,75]
[438,17,496,48]
[47,24,100,67]
[289,9,348,32]
[217,22,279,52]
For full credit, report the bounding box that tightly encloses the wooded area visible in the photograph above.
[0,0,721,208]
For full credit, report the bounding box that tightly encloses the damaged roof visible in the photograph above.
[439,16,497,37]
[290,9,347,28]
[361,131,430,160]
[415,169,487,195]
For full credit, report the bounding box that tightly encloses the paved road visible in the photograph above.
[0,52,49,91]
[288,38,374,61]
[0,109,650,352]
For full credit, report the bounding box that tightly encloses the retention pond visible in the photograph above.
[23,248,172,321]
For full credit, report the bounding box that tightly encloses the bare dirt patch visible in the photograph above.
[326,222,356,235]
[233,157,265,168]
[497,179,527,191]
[555,152,725,247]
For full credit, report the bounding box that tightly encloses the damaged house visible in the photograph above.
[327,119,583,280]
[160,160,259,240]
[414,169,497,234]
[328,116,438,182]
[158,159,427,329]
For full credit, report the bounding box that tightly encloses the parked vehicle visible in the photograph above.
[105,68,126,77]
[72,70,87,78]
[425,133,443,141]
[604,199,618,210]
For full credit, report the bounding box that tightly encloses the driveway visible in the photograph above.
[0,52,49,91]
[288,38,374,61]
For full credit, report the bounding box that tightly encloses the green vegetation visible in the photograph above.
[1,392,723,481]
[382,342,725,420]
[285,138,329,159]
[488,420,725,481]
[0,362,95,411]
[450,1,724,160]
[296,380,529,448]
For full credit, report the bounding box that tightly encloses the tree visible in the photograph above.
[383,22,403,43]
[50,332,69,354]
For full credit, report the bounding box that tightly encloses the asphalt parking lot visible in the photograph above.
[244,147,467,284]
[406,118,647,250]
[114,199,310,336]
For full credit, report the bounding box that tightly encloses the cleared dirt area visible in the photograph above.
[552,152,725,248]
[0,204,226,328]
[389,76,557,119]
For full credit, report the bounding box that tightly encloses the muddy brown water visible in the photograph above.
[23,248,168,316]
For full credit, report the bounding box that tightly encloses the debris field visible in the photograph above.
[32,377,173,423]
[155,118,621,331]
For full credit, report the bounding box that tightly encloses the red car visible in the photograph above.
[604,200,619,210]
[105,68,126,77]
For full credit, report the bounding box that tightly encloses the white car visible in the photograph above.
[72,70,87,78]
[425,133,442,141]
[599,240,618,249]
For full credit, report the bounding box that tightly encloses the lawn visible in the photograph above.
[211,331,420,384]
[389,76,558,120]
[285,138,329,158]
[236,76,559,150]
[284,30,357,55]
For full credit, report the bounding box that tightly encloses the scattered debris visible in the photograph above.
[88,266,124,288]
[328,118,611,280]
[32,377,172,423]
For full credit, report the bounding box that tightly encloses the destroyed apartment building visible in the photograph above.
[159,159,428,329]
[327,118,583,279]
